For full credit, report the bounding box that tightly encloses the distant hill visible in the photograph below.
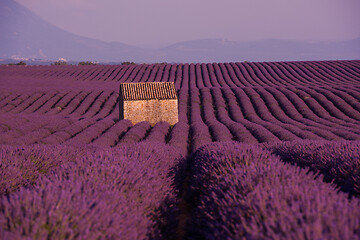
[160,38,360,63]
[0,0,148,62]
[1,0,359,63]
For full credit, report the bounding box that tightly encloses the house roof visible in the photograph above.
[119,82,177,101]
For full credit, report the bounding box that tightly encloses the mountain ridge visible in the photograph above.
[1,0,359,63]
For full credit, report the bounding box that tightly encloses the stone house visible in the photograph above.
[119,82,178,125]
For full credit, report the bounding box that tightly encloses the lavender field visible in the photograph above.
[1,60,360,239]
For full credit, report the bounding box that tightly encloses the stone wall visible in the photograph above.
[120,99,178,125]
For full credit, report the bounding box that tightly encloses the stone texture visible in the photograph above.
[119,82,178,125]
[120,99,178,125]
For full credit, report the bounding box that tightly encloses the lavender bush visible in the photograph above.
[266,140,360,196]
[117,121,151,144]
[168,122,190,157]
[186,142,360,240]
[92,119,132,146]
[0,144,85,195]
[143,121,170,143]
[0,143,184,239]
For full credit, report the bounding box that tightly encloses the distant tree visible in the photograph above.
[16,61,26,65]
[53,58,68,66]
[121,61,136,65]
[78,61,96,65]
[8,61,26,66]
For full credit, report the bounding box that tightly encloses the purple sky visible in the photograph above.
[15,0,360,47]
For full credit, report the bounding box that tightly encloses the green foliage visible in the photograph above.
[52,58,68,66]
[8,61,26,66]
[52,62,67,66]
[16,61,26,65]
[78,61,96,65]
[121,61,136,65]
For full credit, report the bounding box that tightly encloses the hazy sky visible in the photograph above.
[15,0,360,47]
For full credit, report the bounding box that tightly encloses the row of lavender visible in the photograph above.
[1,60,359,88]
[187,86,360,149]
[2,84,359,129]
[1,85,360,154]
[0,143,184,239]
[0,89,119,119]
[4,116,358,197]
[186,141,360,239]
[2,86,359,133]
[265,140,360,197]
[1,140,359,239]
[0,114,189,156]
